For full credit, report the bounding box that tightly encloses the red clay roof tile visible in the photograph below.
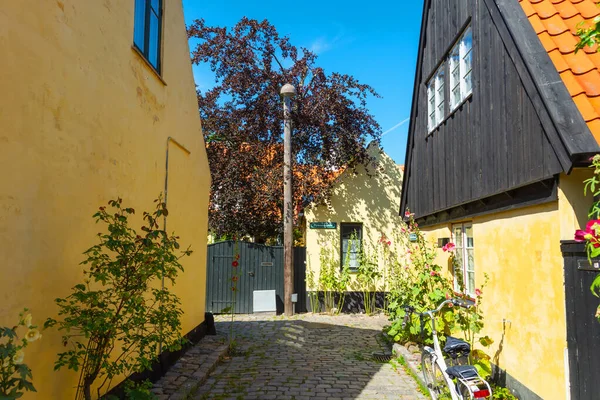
[520,0,600,142]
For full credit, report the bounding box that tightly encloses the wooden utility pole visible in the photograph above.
[281,83,296,316]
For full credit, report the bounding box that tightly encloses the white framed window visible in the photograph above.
[341,223,362,272]
[452,223,475,297]
[449,27,473,110]
[427,64,445,132]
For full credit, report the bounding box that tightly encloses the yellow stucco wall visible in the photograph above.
[304,147,404,290]
[421,203,566,400]
[0,1,210,398]
[418,172,596,400]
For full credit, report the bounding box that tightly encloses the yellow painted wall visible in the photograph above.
[304,146,404,290]
[421,197,581,400]
[0,1,210,398]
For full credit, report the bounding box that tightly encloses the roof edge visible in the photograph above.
[492,0,600,161]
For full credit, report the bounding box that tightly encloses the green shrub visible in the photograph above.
[45,197,191,400]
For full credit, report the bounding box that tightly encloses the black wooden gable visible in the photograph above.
[399,0,600,225]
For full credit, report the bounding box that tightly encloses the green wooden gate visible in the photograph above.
[205,241,306,314]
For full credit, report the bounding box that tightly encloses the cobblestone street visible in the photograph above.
[188,313,425,400]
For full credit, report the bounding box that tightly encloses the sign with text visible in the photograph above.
[309,222,337,230]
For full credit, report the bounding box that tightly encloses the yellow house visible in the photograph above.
[401,1,600,399]
[304,144,405,312]
[0,0,210,398]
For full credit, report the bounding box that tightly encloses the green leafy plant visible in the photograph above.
[574,154,600,317]
[44,197,191,400]
[0,309,42,399]
[575,16,600,53]
[317,243,350,314]
[385,213,454,345]
[305,268,320,313]
[492,385,519,400]
[354,240,380,315]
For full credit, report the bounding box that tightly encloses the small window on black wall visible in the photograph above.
[134,0,163,73]
[341,223,363,271]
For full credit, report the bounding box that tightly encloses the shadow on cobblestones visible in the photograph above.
[190,315,425,400]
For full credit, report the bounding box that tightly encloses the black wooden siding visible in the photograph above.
[404,0,563,219]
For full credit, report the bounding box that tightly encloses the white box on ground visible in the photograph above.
[253,290,277,313]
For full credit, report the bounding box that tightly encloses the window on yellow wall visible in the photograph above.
[452,223,475,296]
[133,0,163,73]
[341,223,362,272]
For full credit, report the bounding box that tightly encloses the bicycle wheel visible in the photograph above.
[421,353,454,400]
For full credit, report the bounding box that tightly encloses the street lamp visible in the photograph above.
[281,83,296,316]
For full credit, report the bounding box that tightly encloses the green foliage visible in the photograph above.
[573,154,600,318]
[492,385,519,400]
[317,242,350,314]
[123,379,157,400]
[353,236,381,315]
[385,214,454,345]
[576,16,600,53]
[0,309,41,399]
[305,268,320,313]
[44,197,191,400]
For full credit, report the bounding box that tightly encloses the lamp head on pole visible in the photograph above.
[280,83,297,98]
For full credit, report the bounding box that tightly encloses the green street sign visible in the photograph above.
[309,222,337,229]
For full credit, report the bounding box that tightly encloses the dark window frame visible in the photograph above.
[340,223,363,272]
[133,0,163,74]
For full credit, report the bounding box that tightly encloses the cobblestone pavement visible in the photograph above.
[190,313,426,400]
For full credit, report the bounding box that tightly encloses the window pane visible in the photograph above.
[465,225,473,248]
[453,225,463,248]
[464,71,472,95]
[467,271,475,295]
[450,50,459,89]
[463,28,473,54]
[467,249,475,271]
[148,14,160,69]
[341,224,362,269]
[463,49,473,71]
[452,85,460,108]
[133,0,146,51]
[436,70,445,121]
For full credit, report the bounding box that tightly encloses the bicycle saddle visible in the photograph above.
[443,336,471,358]
[446,365,479,380]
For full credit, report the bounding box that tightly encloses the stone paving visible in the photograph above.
[186,313,426,400]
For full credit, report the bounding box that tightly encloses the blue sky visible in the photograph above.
[181,1,424,165]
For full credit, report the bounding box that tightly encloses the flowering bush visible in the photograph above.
[45,197,191,400]
[0,309,42,398]
[386,213,454,345]
[574,154,600,305]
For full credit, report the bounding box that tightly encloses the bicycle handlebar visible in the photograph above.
[401,298,474,337]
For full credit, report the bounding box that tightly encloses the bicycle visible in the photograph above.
[402,298,492,400]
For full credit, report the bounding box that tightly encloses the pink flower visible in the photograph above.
[430,271,438,276]
[405,211,411,218]
[575,220,600,243]
[387,241,391,246]
[442,242,456,252]
[232,261,239,267]
[445,292,451,300]
[475,288,482,297]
